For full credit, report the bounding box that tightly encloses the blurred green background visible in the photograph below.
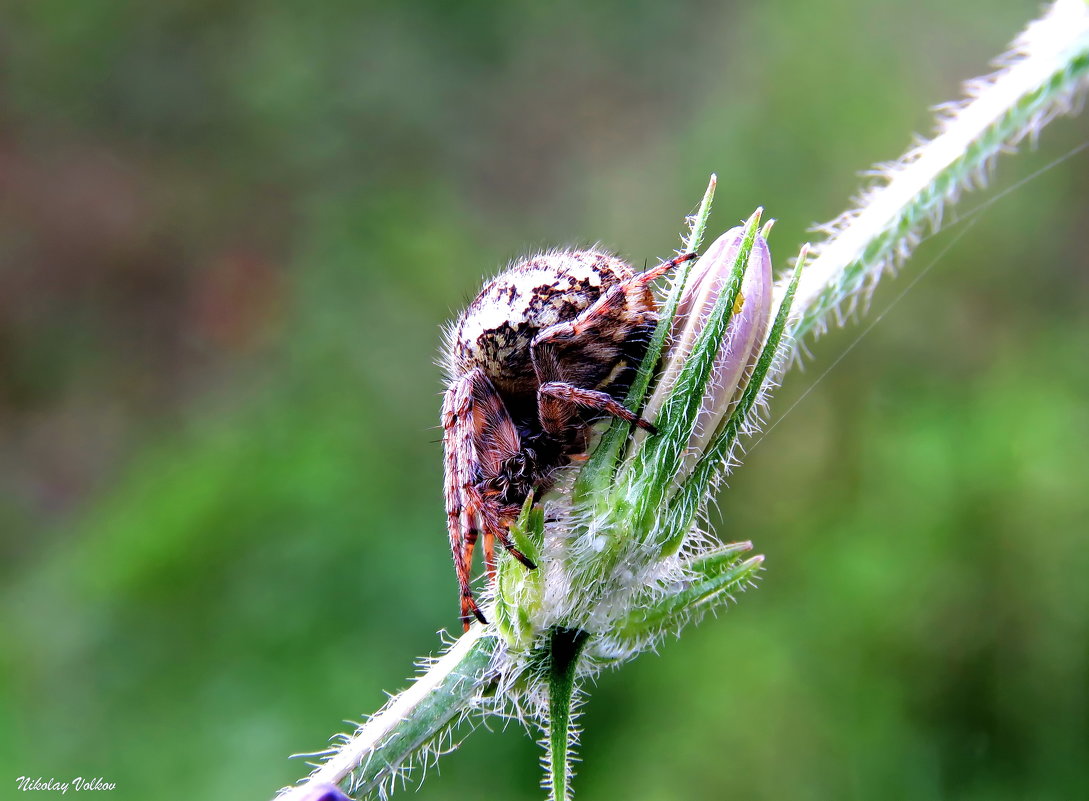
[2,1,1087,799]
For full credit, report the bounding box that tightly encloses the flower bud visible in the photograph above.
[643,225,774,462]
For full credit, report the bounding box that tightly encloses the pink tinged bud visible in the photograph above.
[670,227,746,348]
[643,226,774,459]
[691,229,773,455]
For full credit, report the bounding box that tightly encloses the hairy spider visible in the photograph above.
[439,248,696,629]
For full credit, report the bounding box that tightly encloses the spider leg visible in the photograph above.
[441,373,487,628]
[442,367,534,630]
[530,252,694,442]
[639,250,697,282]
[539,382,657,434]
[467,484,536,575]
[482,520,496,582]
[494,518,536,570]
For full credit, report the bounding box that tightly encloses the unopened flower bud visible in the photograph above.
[643,224,774,461]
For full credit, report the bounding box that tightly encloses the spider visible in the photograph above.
[439,247,696,630]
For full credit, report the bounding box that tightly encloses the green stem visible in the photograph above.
[279,628,496,800]
[547,627,591,801]
[785,0,1089,342]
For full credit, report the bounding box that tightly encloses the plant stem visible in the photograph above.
[783,0,1089,343]
[278,627,495,800]
[546,628,591,801]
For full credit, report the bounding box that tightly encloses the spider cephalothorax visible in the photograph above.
[440,248,695,629]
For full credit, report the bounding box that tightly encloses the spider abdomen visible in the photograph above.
[443,249,641,396]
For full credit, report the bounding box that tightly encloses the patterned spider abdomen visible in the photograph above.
[442,249,643,397]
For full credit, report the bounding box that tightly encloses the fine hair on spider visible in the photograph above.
[439,248,696,629]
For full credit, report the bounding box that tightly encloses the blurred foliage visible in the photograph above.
[2,1,1087,799]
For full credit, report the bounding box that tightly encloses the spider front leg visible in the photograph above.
[441,367,537,630]
[531,252,695,444]
[538,382,658,438]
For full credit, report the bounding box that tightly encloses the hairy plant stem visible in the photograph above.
[783,0,1089,342]
[279,627,495,800]
[546,628,591,801]
[274,3,1089,799]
